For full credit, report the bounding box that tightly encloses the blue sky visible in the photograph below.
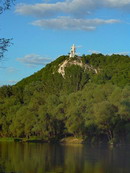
[0,0,130,86]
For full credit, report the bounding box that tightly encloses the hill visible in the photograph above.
[0,54,130,144]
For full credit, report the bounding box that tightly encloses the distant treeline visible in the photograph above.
[0,54,130,144]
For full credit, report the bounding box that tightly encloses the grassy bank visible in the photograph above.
[0,138,14,142]
[0,137,84,144]
[0,137,44,143]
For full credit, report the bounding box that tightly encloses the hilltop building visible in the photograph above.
[69,44,76,58]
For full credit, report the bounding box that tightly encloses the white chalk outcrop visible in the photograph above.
[58,58,99,77]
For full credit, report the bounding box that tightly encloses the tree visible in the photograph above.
[0,0,14,13]
[93,101,118,142]
[0,0,14,59]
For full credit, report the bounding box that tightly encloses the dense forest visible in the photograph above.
[0,54,130,144]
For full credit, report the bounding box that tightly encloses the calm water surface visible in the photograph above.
[0,142,130,173]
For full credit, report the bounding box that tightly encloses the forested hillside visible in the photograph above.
[0,54,130,144]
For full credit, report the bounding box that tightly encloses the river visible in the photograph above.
[0,142,130,173]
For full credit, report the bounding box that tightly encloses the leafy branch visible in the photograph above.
[0,0,15,14]
[0,0,15,59]
[0,38,12,58]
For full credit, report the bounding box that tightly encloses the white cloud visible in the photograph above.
[113,52,130,55]
[15,0,130,18]
[88,50,101,54]
[0,66,17,72]
[32,17,120,30]
[7,67,17,73]
[17,54,51,67]
[8,80,18,84]
[0,66,6,69]
[15,0,124,31]
[88,51,130,55]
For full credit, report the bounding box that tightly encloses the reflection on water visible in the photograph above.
[0,142,130,173]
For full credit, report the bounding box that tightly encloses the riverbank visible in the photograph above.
[0,137,124,146]
[0,137,84,144]
[0,137,44,143]
[60,137,84,144]
[0,138,14,142]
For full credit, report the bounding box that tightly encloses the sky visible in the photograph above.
[0,0,130,86]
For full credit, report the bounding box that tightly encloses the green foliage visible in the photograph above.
[83,54,130,86]
[0,54,130,143]
[63,65,90,93]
